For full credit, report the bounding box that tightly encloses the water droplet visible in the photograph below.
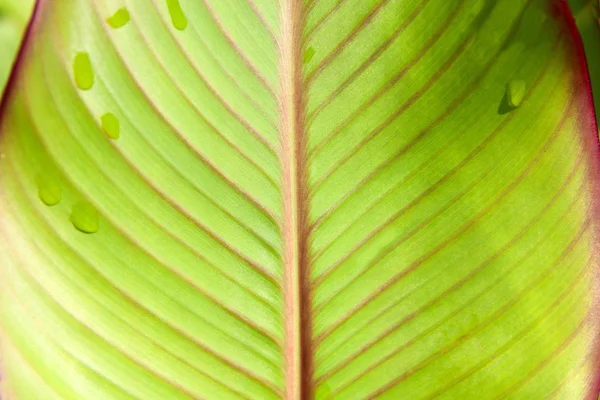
[506,79,526,108]
[166,0,187,31]
[101,112,120,140]
[35,173,61,206]
[106,7,130,29]
[73,52,94,90]
[303,46,315,64]
[70,201,99,234]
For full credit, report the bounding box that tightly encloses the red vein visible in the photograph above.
[490,317,589,400]
[280,0,312,398]
[305,0,442,124]
[308,0,529,230]
[20,47,281,345]
[317,170,587,384]
[10,123,281,350]
[3,232,213,400]
[309,21,530,276]
[363,219,592,399]
[187,22,279,127]
[148,0,280,153]
[100,1,280,175]
[308,32,475,197]
[304,0,346,39]
[4,198,281,395]
[91,3,282,253]
[315,90,575,346]
[161,7,279,150]
[81,6,281,223]
[305,0,392,83]
[421,237,590,400]
[246,0,279,46]
[1,285,143,400]
[44,43,282,293]
[200,0,278,96]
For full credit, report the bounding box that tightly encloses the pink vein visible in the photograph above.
[86,4,281,224]
[148,0,280,150]
[200,0,278,96]
[307,30,475,199]
[4,192,281,395]
[108,1,280,174]
[245,0,279,45]
[304,0,347,39]
[316,166,586,385]
[307,0,530,233]
[29,36,281,342]
[305,0,444,124]
[305,0,393,84]
[362,219,592,399]
[314,89,575,348]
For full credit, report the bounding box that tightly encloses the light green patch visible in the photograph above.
[73,52,94,90]
[100,112,120,140]
[303,46,316,64]
[69,201,99,234]
[506,79,526,108]
[166,0,187,31]
[34,173,61,206]
[106,7,130,29]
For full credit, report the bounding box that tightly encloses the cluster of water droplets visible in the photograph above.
[36,1,188,234]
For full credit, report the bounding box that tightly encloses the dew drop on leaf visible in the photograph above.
[70,201,99,234]
[506,79,526,108]
[166,0,187,31]
[35,173,61,206]
[106,7,130,29]
[303,46,315,64]
[101,112,120,140]
[73,52,94,90]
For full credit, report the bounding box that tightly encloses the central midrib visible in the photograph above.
[280,0,312,399]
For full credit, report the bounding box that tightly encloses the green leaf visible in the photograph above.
[0,0,599,399]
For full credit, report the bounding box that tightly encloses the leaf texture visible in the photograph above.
[0,0,599,399]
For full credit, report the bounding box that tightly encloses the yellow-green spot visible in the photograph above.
[303,46,316,64]
[70,201,99,234]
[166,0,187,31]
[106,7,130,29]
[506,79,526,108]
[35,173,61,206]
[101,112,120,140]
[73,52,94,90]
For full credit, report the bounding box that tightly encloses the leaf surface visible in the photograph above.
[1,0,600,399]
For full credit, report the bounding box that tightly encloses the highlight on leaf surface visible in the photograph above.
[0,0,599,399]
